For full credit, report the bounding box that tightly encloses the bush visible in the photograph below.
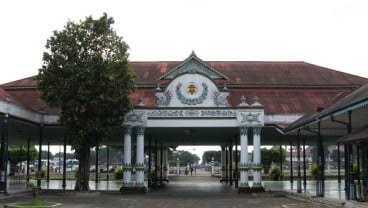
[310,163,318,179]
[269,165,281,181]
[114,167,123,180]
[34,168,47,179]
[353,163,361,180]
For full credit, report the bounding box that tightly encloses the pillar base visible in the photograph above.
[161,178,169,183]
[251,186,265,193]
[120,186,147,194]
[220,177,228,183]
[238,186,251,193]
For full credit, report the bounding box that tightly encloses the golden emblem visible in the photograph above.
[186,82,198,95]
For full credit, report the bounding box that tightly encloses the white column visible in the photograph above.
[135,126,145,187]
[239,127,249,188]
[123,126,132,186]
[253,127,262,187]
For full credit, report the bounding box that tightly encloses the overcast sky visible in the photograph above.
[2,0,368,157]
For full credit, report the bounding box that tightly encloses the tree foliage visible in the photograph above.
[330,148,343,163]
[37,13,136,191]
[54,152,75,160]
[167,150,200,166]
[181,151,200,166]
[310,146,329,163]
[89,146,123,165]
[261,147,286,174]
[40,150,54,160]
[8,146,37,173]
[202,150,221,164]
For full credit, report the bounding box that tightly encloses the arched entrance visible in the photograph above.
[121,99,265,193]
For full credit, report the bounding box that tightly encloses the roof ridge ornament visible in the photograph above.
[190,50,197,57]
[155,84,162,92]
[222,84,228,91]
[252,95,263,106]
[157,51,229,80]
[137,97,145,107]
[239,95,249,106]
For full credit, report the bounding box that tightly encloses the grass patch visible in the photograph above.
[14,200,55,206]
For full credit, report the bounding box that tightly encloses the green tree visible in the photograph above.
[261,147,286,174]
[178,151,200,166]
[40,150,54,160]
[310,163,318,179]
[269,165,282,181]
[330,148,343,165]
[8,146,37,174]
[89,146,123,165]
[37,13,136,191]
[310,146,329,163]
[202,150,221,164]
[54,152,75,160]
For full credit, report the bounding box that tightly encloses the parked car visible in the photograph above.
[101,166,115,173]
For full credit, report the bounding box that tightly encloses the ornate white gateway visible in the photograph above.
[121,52,266,193]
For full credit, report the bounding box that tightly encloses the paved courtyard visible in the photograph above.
[0,176,340,208]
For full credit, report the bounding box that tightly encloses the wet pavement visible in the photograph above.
[1,176,368,207]
[0,176,330,208]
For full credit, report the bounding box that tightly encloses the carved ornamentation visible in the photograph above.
[176,83,208,105]
[124,112,146,126]
[253,127,262,136]
[155,90,172,107]
[124,126,132,136]
[240,112,261,125]
[147,110,237,118]
[148,110,185,117]
[240,127,248,136]
[200,110,236,117]
[137,126,145,136]
[164,59,225,79]
[213,91,229,107]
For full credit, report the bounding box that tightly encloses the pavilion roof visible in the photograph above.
[1,61,367,116]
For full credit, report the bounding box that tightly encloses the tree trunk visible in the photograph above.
[74,144,90,192]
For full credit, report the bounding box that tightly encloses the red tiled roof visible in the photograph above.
[1,61,367,116]
[0,88,7,100]
[1,76,38,88]
[5,90,60,114]
[128,88,352,114]
[131,61,367,86]
[2,61,366,87]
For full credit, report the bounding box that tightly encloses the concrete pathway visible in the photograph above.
[2,176,368,207]
[1,176,330,208]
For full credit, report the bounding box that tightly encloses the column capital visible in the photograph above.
[253,127,262,136]
[240,127,248,136]
[137,126,145,136]
[124,126,132,135]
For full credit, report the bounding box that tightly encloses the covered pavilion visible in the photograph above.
[0,52,367,198]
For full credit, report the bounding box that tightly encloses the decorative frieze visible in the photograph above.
[147,109,237,118]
